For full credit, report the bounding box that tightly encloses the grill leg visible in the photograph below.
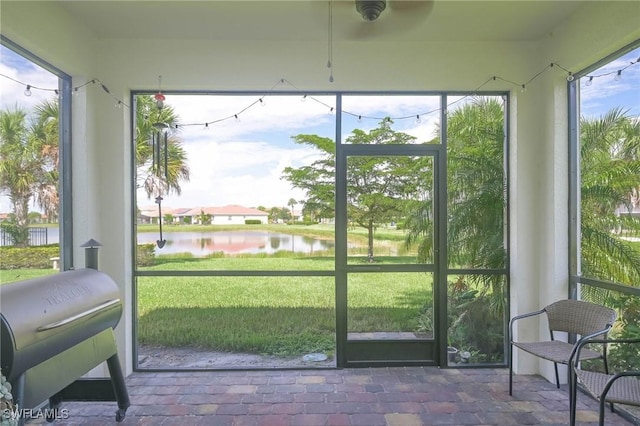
[10,374,25,426]
[106,354,130,422]
[46,392,63,423]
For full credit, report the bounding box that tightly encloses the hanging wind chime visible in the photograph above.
[152,76,168,248]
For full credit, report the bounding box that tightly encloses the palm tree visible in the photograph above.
[287,198,297,223]
[405,97,506,271]
[31,99,60,222]
[135,95,190,199]
[0,106,45,245]
[446,97,506,270]
[403,98,507,358]
[580,108,640,287]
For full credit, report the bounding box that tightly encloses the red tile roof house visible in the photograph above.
[185,205,268,225]
[138,205,268,225]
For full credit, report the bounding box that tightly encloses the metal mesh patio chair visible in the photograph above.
[508,299,616,396]
[570,337,640,426]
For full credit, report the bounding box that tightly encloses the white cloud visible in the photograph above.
[138,135,317,210]
[159,94,335,141]
[0,48,59,112]
[135,93,334,210]
[580,49,640,117]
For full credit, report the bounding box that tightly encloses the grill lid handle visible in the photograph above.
[37,299,121,332]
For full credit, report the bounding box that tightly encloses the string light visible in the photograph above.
[581,56,640,83]
[1,54,638,127]
[0,74,129,107]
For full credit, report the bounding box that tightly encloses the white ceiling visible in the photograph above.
[57,0,587,43]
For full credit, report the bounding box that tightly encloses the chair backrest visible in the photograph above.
[544,299,616,336]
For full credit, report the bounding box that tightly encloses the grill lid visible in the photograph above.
[1,268,122,352]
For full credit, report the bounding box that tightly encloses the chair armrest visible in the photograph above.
[509,308,545,341]
[567,324,614,363]
[572,337,640,367]
[601,371,640,400]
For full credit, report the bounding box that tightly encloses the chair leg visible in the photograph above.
[599,397,607,426]
[508,344,513,395]
[553,362,560,388]
[569,372,577,426]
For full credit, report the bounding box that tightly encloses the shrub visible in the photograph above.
[607,295,640,372]
[0,245,59,269]
[137,244,156,267]
[245,219,262,225]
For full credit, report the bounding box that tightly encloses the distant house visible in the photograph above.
[171,208,193,223]
[188,205,268,225]
[137,206,166,224]
[137,205,268,225]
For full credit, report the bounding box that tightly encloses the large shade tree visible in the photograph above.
[283,118,418,260]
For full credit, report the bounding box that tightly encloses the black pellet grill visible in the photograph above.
[1,268,130,422]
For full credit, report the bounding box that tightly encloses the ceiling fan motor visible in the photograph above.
[355,0,387,21]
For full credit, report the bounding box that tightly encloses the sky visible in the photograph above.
[0,44,639,214]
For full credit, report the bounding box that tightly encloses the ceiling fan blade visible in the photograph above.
[388,0,434,14]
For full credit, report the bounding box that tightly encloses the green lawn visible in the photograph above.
[0,268,58,284]
[137,257,432,356]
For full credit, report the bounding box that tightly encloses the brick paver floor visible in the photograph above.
[24,367,638,425]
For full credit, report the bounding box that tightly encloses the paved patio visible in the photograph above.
[26,367,637,425]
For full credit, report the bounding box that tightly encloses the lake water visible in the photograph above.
[10,228,335,257]
[137,230,334,256]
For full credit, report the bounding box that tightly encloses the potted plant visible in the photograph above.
[0,374,17,425]
[447,346,458,363]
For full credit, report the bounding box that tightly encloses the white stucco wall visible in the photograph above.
[210,215,267,225]
[1,1,638,382]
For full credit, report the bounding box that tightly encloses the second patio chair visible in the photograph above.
[508,299,616,396]
[570,337,640,426]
